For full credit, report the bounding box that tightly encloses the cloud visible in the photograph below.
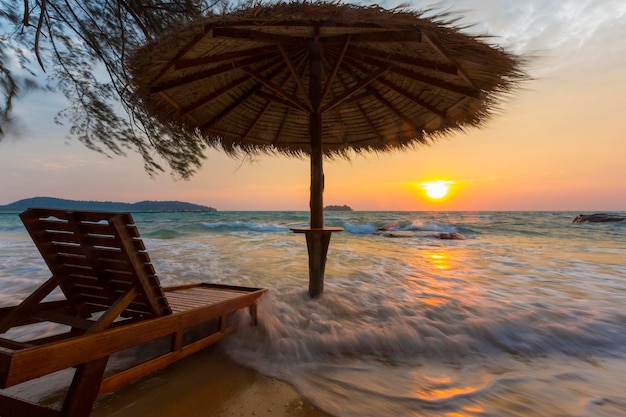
[406,0,626,75]
[39,155,100,170]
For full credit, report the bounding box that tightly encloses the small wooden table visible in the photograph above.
[291,227,344,297]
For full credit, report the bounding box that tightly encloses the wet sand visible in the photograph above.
[91,347,332,417]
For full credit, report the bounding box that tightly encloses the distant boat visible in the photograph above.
[572,213,625,223]
[324,205,353,211]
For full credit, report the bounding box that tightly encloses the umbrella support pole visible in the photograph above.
[291,228,343,298]
[300,36,335,298]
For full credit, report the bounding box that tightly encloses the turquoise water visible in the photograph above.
[1,210,626,416]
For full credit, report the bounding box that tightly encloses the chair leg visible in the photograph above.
[60,357,108,417]
[249,303,258,326]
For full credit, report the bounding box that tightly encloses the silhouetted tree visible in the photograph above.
[1,0,237,177]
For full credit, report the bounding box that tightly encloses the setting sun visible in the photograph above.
[419,180,453,200]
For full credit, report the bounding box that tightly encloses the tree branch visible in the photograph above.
[34,0,47,71]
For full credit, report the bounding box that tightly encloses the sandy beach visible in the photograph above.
[91,347,332,417]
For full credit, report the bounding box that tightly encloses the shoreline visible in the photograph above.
[91,347,333,417]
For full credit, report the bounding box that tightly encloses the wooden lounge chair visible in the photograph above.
[0,208,267,417]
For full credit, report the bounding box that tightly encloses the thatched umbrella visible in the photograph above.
[128,1,526,298]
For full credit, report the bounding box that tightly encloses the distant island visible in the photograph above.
[324,204,353,211]
[0,197,217,213]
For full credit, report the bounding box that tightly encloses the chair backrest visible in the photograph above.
[20,208,172,319]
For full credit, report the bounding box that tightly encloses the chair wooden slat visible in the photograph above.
[0,338,32,350]
[31,310,94,330]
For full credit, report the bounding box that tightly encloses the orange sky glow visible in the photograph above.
[1,0,625,211]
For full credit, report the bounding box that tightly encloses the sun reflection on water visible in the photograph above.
[427,251,451,270]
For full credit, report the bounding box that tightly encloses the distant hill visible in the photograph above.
[324,204,353,211]
[0,197,217,212]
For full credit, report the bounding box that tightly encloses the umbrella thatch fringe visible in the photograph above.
[128,1,529,164]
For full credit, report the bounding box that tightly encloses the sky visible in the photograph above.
[1,0,625,211]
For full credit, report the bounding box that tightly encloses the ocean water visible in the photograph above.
[1,210,626,416]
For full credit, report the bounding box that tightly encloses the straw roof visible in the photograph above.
[128,1,527,158]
